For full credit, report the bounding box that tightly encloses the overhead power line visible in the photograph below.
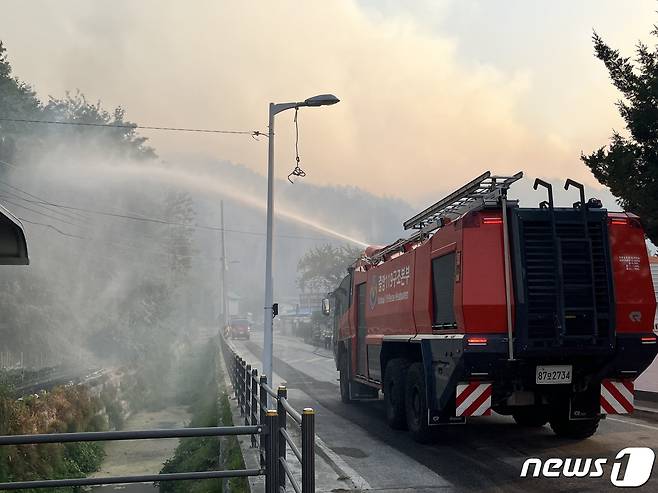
[0,117,267,138]
[0,176,334,242]
[0,191,89,224]
[18,217,222,264]
[0,165,89,221]
[0,197,82,228]
[18,218,85,239]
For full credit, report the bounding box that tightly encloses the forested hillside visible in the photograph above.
[0,40,412,377]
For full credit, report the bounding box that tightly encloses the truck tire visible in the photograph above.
[550,416,600,439]
[512,407,549,427]
[384,358,409,430]
[339,355,352,404]
[404,362,434,443]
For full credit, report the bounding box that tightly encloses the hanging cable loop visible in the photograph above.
[288,108,306,183]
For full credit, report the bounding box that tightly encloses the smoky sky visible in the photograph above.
[1,0,656,205]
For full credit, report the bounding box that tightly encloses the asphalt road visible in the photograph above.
[231,332,658,492]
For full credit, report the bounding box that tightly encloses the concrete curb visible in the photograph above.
[313,432,372,490]
[219,337,369,491]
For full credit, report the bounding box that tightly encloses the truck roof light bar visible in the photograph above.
[403,171,523,231]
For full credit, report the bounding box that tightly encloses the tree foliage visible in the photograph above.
[582,29,658,243]
[163,190,197,279]
[0,385,106,487]
[0,41,154,171]
[297,244,362,292]
[0,41,195,385]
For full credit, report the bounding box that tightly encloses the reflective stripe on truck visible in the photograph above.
[456,382,492,416]
[600,379,634,414]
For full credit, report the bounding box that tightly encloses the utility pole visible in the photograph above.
[220,200,228,328]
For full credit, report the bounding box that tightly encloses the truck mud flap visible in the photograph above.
[420,337,470,424]
[600,379,634,415]
[455,382,492,417]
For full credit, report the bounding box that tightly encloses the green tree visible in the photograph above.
[297,244,362,292]
[0,40,155,168]
[582,28,658,243]
[0,41,41,167]
[163,190,197,282]
[42,90,156,161]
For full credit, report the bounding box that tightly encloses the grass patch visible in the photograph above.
[218,390,249,493]
[160,340,248,493]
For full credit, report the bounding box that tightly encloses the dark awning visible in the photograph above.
[0,204,28,265]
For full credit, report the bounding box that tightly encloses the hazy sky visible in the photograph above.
[2,0,656,206]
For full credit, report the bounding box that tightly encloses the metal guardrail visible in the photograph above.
[0,335,312,492]
[220,335,315,493]
[0,425,267,490]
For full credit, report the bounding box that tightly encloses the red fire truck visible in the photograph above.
[325,171,657,442]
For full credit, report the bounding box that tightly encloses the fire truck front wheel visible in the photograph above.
[339,355,352,404]
[405,362,434,443]
[384,358,409,430]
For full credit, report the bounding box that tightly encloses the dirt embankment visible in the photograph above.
[89,405,191,492]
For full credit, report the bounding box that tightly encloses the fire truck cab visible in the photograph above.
[327,171,657,442]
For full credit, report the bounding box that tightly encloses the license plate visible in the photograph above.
[536,365,572,385]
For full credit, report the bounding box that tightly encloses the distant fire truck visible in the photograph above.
[324,171,657,442]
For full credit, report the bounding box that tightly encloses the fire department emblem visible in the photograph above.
[369,285,378,310]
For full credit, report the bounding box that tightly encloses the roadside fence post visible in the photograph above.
[264,409,279,493]
[239,358,245,415]
[259,375,268,465]
[245,364,252,426]
[233,355,238,400]
[251,369,259,448]
[276,386,287,491]
[301,408,315,493]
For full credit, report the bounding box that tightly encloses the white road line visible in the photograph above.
[303,356,327,363]
[607,416,658,431]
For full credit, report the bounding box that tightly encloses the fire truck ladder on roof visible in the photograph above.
[363,171,523,266]
[403,170,523,231]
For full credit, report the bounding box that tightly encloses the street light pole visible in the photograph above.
[262,94,340,387]
[263,104,276,387]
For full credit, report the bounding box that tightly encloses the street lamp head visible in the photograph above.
[303,94,340,107]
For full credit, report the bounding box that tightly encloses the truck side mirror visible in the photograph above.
[321,298,330,316]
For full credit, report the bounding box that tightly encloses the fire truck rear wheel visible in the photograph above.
[405,362,434,443]
[512,407,549,427]
[549,416,600,439]
[384,358,409,430]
